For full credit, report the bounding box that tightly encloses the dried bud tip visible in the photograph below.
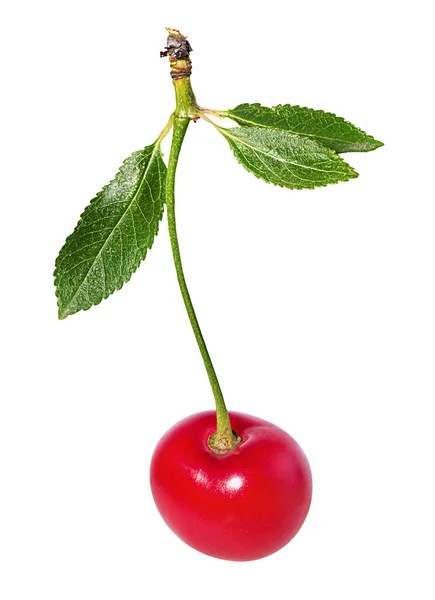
[160,28,192,59]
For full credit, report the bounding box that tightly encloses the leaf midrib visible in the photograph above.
[230,111,362,147]
[59,144,160,315]
[221,129,345,174]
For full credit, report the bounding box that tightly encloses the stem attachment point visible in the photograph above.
[208,429,242,455]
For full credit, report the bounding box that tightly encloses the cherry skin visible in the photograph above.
[150,411,312,561]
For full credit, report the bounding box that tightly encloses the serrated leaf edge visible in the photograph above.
[227,103,384,152]
[218,126,358,190]
[54,142,166,319]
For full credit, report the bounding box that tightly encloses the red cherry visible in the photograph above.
[150,411,312,561]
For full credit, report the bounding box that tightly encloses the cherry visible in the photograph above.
[150,410,312,561]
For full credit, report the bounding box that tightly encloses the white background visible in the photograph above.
[1,1,434,598]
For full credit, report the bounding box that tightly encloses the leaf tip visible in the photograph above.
[57,306,69,320]
[373,138,384,150]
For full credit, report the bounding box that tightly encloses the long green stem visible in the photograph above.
[162,28,239,452]
[166,112,238,452]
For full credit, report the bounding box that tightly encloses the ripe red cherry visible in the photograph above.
[150,410,312,561]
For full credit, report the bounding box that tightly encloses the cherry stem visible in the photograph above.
[164,30,238,453]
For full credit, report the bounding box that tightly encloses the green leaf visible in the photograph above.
[54,141,166,319]
[217,125,358,189]
[227,103,383,153]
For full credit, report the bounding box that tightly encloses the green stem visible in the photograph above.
[166,85,238,453]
